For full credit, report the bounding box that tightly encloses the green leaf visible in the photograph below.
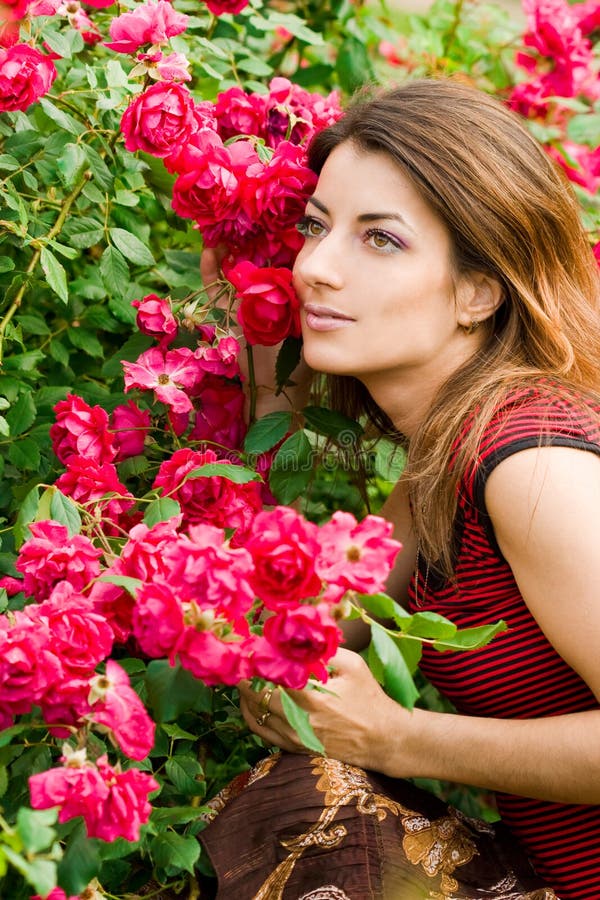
[165,755,205,796]
[100,245,129,297]
[110,227,155,266]
[187,462,261,483]
[67,327,104,358]
[248,12,324,45]
[5,391,36,436]
[17,807,57,855]
[146,659,213,722]
[8,437,40,470]
[149,832,200,876]
[57,823,100,896]
[0,256,15,273]
[56,142,88,189]
[84,143,114,191]
[62,216,104,249]
[13,485,40,548]
[406,611,457,640]
[0,154,19,171]
[336,36,375,94]
[356,592,411,627]
[269,429,314,504]
[370,622,420,709]
[39,98,85,135]
[47,488,82,535]
[151,805,206,827]
[2,846,57,897]
[244,411,292,455]
[236,56,274,77]
[143,497,181,527]
[160,723,197,741]
[280,689,325,754]
[433,620,508,652]
[302,405,363,444]
[98,574,143,596]
[275,335,302,393]
[40,246,68,303]
[16,314,51,336]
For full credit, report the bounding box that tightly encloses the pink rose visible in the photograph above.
[134,49,191,82]
[132,293,178,342]
[188,375,246,449]
[0,44,56,111]
[89,660,155,760]
[251,140,318,232]
[39,675,92,737]
[227,260,301,346]
[55,457,136,534]
[214,85,267,141]
[176,628,250,685]
[105,0,188,53]
[120,81,200,158]
[34,582,114,677]
[32,888,79,900]
[122,345,204,414]
[593,241,600,266]
[244,506,323,610]
[50,393,116,465]
[204,0,249,14]
[251,604,342,689]
[171,131,259,250]
[265,77,342,148]
[110,400,151,461]
[94,756,158,842]
[195,335,241,378]
[15,520,102,600]
[0,610,63,722]
[152,447,261,539]
[163,522,255,622]
[29,757,109,832]
[132,579,184,657]
[316,511,402,595]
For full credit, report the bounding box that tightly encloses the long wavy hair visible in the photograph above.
[307,77,600,575]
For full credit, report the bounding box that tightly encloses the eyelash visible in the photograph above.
[296,216,406,253]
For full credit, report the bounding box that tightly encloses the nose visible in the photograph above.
[293,232,345,292]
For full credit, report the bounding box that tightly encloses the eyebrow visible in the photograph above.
[306,196,415,233]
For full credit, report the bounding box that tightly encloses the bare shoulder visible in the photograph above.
[484,445,600,699]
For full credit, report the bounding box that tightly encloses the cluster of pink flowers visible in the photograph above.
[30,747,159,842]
[509,0,600,193]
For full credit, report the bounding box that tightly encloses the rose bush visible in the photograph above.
[0,0,599,896]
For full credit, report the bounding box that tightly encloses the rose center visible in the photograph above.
[157,373,170,385]
[346,545,361,562]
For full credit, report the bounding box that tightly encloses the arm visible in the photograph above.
[241,446,600,805]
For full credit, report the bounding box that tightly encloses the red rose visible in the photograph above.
[120,81,199,158]
[251,604,342,689]
[205,0,249,15]
[244,506,323,610]
[189,375,246,449]
[50,394,116,465]
[227,260,301,346]
[152,447,261,539]
[0,43,56,111]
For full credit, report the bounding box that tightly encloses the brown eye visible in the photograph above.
[296,217,326,238]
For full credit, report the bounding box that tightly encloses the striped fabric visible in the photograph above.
[407,386,600,899]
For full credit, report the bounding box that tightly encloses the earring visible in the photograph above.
[461,319,479,335]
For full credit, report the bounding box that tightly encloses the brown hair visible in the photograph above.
[307,77,600,575]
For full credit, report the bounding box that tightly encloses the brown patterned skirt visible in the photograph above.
[199,752,558,900]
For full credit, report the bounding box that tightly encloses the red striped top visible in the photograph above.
[406,385,600,899]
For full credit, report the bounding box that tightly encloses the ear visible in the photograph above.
[456,271,504,329]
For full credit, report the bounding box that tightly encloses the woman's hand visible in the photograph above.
[239,648,409,772]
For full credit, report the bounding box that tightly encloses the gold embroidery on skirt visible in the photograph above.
[252,756,483,900]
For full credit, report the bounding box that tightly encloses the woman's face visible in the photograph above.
[292,142,477,401]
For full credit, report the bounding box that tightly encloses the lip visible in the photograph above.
[303,303,355,332]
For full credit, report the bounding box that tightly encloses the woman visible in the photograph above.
[201,78,600,899]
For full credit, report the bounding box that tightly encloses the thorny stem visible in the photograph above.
[0,172,90,367]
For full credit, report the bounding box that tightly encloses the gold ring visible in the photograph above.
[255,688,273,726]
